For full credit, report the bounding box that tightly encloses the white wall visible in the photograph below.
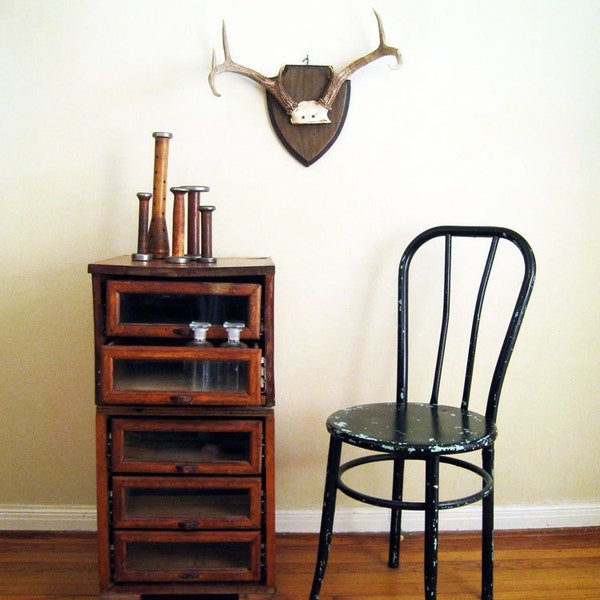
[1,0,598,527]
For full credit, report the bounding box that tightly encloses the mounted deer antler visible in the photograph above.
[319,10,402,110]
[209,20,299,117]
[208,9,401,125]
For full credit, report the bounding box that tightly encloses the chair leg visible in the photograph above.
[388,457,405,568]
[424,456,440,600]
[309,435,343,600]
[482,446,495,600]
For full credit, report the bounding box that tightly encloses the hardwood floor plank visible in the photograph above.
[0,529,597,599]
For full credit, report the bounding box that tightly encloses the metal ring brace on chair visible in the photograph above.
[337,453,494,511]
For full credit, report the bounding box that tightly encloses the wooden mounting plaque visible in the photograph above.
[266,65,351,167]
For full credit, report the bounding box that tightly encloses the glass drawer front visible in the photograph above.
[101,345,261,406]
[106,280,261,339]
[111,419,263,475]
[113,531,261,582]
[112,476,261,529]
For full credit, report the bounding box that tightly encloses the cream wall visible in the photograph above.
[1,0,598,527]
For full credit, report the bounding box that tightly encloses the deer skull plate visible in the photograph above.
[209,10,401,166]
[266,65,351,166]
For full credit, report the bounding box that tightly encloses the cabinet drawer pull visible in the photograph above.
[179,572,200,580]
[175,464,196,474]
[170,394,194,404]
[177,519,200,530]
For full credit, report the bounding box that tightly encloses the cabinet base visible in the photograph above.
[101,596,274,600]
[100,585,276,600]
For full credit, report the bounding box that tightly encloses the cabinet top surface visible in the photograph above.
[88,255,275,277]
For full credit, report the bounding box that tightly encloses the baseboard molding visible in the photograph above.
[0,504,98,531]
[0,503,598,532]
[276,503,600,533]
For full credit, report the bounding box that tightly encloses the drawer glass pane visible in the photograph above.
[124,488,249,519]
[119,293,248,326]
[127,541,250,570]
[123,430,248,462]
[113,358,249,393]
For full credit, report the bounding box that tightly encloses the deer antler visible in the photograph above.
[209,20,298,116]
[319,9,402,110]
[208,10,401,126]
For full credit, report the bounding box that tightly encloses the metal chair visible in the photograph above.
[309,226,536,600]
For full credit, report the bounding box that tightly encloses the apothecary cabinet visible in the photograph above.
[89,256,275,599]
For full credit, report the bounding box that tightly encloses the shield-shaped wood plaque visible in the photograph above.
[266,65,351,167]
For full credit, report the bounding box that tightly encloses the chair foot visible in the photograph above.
[387,533,404,568]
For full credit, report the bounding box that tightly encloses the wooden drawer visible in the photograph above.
[113,530,261,583]
[111,418,263,475]
[106,280,262,339]
[101,344,262,406]
[112,476,262,530]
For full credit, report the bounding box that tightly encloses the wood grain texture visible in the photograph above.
[0,529,597,599]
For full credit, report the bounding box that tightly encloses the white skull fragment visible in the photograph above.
[290,101,331,125]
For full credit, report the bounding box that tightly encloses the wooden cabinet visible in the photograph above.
[89,256,275,599]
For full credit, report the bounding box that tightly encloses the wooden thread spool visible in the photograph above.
[199,205,217,263]
[147,131,172,258]
[132,192,153,261]
[166,187,189,264]
[185,186,210,259]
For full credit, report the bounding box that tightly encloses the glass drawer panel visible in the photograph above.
[112,476,261,529]
[101,345,261,406]
[106,280,261,339]
[113,531,261,582]
[111,419,263,475]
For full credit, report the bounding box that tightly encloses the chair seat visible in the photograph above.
[326,402,497,455]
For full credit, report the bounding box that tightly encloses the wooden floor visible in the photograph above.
[0,528,598,599]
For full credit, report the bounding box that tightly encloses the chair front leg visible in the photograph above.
[424,456,440,600]
[482,446,495,600]
[389,456,405,568]
[309,435,343,600]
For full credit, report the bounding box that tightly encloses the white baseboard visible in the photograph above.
[0,503,598,532]
[0,504,98,531]
[276,503,600,533]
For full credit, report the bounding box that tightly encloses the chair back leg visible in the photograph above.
[309,435,343,600]
[424,456,440,599]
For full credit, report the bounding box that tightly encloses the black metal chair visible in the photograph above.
[309,226,536,600]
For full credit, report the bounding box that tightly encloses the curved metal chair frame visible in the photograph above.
[309,226,536,600]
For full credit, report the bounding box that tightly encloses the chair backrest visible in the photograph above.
[396,226,536,425]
